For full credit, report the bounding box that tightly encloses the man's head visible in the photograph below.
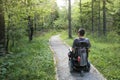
[78,28,85,36]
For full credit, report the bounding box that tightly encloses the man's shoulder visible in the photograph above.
[79,38,90,42]
[74,38,79,41]
[74,37,90,42]
[73,38,79,43]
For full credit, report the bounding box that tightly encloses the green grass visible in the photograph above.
[60,30,120,80]
[0,31,57,80]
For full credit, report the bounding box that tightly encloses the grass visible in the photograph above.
[60,30,120,80]
[0,30,119,80]
[0,31,57,80]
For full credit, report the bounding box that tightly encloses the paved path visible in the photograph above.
[49,35,106,80]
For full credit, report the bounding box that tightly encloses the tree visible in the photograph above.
[79,0,83,27]
[98,0,101,36]
[103,0,107,36]
[91,0,94,35]
[0,0,5,55]
[112,0,120,35]
[68,0,72,38]
[0,0,5,42]
[0,0,58,53]
[28,16,33,41]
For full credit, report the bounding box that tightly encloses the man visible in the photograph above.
[69,28,91,74]
[72,28,91,53]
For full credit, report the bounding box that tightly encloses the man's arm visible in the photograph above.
[87,39,91,52]
[72,39,77,53]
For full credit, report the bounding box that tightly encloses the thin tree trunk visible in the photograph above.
[98,0,101,37]
[0,0,5,55]
[0,1,5,42]
[68,0,72,38]
[91,0,94,35]
[34,15,37,31]
[79,0,83,28]
[103,0,106,36]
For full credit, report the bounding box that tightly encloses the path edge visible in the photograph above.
[49,39,59,80]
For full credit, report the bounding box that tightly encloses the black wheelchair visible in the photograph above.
[68,41,90,75]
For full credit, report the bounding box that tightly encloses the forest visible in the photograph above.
[0,0,120,80]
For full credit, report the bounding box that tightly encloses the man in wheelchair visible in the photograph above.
[68,28,91,75]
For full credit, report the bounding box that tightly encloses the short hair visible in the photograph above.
[78,28,85,36]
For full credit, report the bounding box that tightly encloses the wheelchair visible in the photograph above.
[68,41,90,74]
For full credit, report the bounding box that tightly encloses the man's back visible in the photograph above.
[72,38,91,49]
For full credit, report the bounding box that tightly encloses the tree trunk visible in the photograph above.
[79,0,83,27]
[103,0,106,36]
[0,0,5,55]
[68,0,72,38]
[0,1,5,42]
[91,0,94,35]
[28,16,33,41]
[98,0,101,37]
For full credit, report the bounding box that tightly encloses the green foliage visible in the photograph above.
[60,30,120,80]
[54,18,67,29]
[71,2,81,32]
[57,0,120,37]
[0,31,56,80]
[53,7,67,29]
[106,31,120,43]
[88,36,120,80]
[2,0,58,52]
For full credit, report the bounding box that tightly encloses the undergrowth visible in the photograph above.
[0,31,57,80]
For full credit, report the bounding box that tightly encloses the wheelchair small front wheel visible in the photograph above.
[84,62,90,72]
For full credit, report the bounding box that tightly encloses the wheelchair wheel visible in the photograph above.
[84,62,90,72]
[68,60,74,72]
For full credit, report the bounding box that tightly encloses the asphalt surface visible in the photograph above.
[49,35,106,80]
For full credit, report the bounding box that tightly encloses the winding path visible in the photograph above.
[49,35,106,80]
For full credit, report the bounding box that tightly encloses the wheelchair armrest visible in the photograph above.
[68,47,72,52]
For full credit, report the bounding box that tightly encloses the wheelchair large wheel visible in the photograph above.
[84,62,90,72]
[68,60,74,72]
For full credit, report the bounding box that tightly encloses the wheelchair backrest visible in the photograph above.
[74,41,88,58]
[76,41,88,48]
